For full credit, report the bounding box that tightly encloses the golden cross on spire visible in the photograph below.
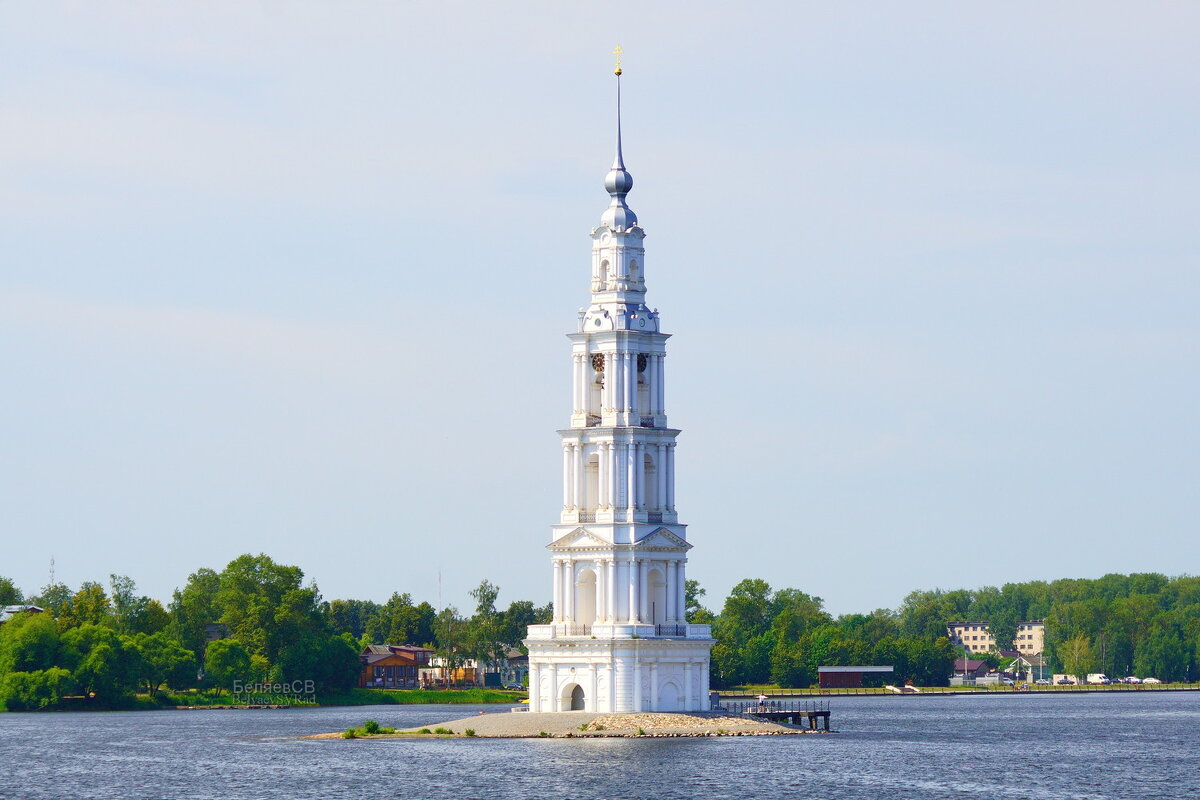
[613,44,623,76]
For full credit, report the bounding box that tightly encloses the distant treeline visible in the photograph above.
[695,573,1200,688]
[0,555,548,711]
[1,564,1196,710]
[896,574,1200,681]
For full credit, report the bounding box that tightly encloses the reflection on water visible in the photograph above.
[1,693,1198,799]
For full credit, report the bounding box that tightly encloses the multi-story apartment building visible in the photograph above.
[1014,620,1045,654]
[947,620,1045,654]
[948,621,995,652]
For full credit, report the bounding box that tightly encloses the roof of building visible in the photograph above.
[361,644,435,663]
[1012,653,1048,667]
[953,658,988,671]
[0,605,45,623]
[817,666,894,673]
[947,621,991,627]
[999,650,1020,659]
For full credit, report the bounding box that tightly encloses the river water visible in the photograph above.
[1,692,1196,799]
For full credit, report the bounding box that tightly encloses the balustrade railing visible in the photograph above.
[557,623,592,636]
[586,414,602,427]
[577,511,596,522]
[647,512,663,523]
[639,416,655,427]
[655,624,687,637]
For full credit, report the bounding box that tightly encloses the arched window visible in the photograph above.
[585,453,599,511]
[629,259,640,284]
[575,569,597,626]
[598,259,609,290]
[642,453,657,511]
[648,567,667,625]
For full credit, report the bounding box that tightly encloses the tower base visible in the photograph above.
[524,628,714,713]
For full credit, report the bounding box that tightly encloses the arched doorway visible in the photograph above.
[560,682,585,711]
[570,684,586,710]
[658,681,681,711]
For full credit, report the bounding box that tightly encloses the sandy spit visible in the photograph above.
[308,710,830,739]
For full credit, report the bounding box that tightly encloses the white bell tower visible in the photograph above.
[525,57,714,713]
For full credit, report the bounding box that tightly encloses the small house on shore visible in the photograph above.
[952,658,990,680]
[359,644,434,689]
[818,666,894,688]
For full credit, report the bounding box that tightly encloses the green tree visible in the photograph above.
[204,639,251,695]
[169,568,222,658]
[0,576,22,605]
[30,582,73,621]
[215,554,324,666]
[366,593,433,646]
[685,579,711,622]
[327,599,382,639]
[61,582,112,629]
[1,668,75,711]
[497,599,547,654]
[1058,634,1095,677]
[60,624,139,703]
[467,580,507,674]
[132,631,197,696]
[0,611,61,674]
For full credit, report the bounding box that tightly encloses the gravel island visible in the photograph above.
[310,710,829,739]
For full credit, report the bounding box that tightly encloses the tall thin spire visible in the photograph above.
[601,45,637,230]
[613,45,625,170]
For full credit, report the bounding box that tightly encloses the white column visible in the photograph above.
[629,558,641,623]
[573,443,584,511]
[621,442,631,510]
[650,662,658,709]
[564,561,574,621]
[594,559,605,622]
[648,354,658,416]
[600,445,608,509]
[615,559,627,621]
[640,559,650,622]
[606,559,616,621]
[634,442,644,510]
[656,443,667,511]
[572,354,581,413]
[529,664,540,711]
[666,560,677,622]
[684,660,694,710]
[589,664,598,712]
[552,560,562,621]
[611,352,622,412]
[656,354,666,415]
[681,561,691,623]
[632,660,643,711]
[677,561,687,623]
[549,664,558,711]
[666,443,676,511]
[624,353,634,412]
[626,442,636,512]
[606,663,615,713]
[562,446,571,509]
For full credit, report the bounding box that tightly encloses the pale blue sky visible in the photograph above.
[3,3,1197,615]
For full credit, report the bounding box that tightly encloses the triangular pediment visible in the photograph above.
[548,528,610,550]
[635,527,691,550]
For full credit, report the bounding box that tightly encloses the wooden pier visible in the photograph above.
[721,699,832,731]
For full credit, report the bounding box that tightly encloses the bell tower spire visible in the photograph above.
[602,49,637,231]
[524,55,714,714]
